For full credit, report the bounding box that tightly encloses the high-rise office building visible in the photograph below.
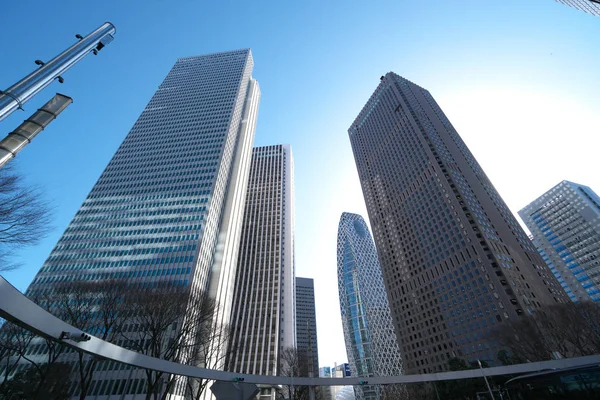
[337,213,403,400]
[348,73,568,374]
[555,0,600,16]
[519,181,600,303]
[24,49,260,398]
[227,145,295,398]
[295,277,319,376]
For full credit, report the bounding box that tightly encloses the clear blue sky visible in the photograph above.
[1,0,599,368]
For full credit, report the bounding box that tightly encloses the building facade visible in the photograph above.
[519,181,600,303]
[337,213,403,400]
[227,145,296,398]
[348,73,567,374]
[23,49,260,398]
[555,0,600,16]
[295,277,319,376]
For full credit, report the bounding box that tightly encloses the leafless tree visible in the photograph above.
[0,166,52,272]
[50,280,129,400]
[381,383,410,400]
[492,314,553,362]
[0,317,71,399]
[29,292,67,368]
[279,347,313,400]
[492,302,600,361]
[120,282,222,400]
[182,323,235,400]
[577,301,600,351]
[0,319,36,392]
[404,383,437,400]
[0,311,68,400]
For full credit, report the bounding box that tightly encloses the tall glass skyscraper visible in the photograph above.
[555,0,600,16]
[519,181,600,303]
[348,73,568,374]
[24,49,260,398]
[337,213,403,400]
[227,145,295,398]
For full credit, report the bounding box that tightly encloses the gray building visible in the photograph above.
[555,0,600,16]
[23,49,260,398]
[348,73,568,374]
[295,277,319,376]
[519,181,600,303]
[227,145,296,398]
[337,213,403,400]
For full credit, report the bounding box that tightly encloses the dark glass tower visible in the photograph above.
[348,73,568,374]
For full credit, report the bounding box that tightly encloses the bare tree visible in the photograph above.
[50,280,129,400]
[182,323,235,400]
[381,383,410,400]
[492,302,600,362]
[0,318,70,399]
[0,362,71,400]
[492,314,553,362]
[29,292,67,367]
[576,301,600,351]
[0,319,36,392]
[120,282,221,400]
[279,347,310,400]
[0,166,52,272]
[0,313,68,400]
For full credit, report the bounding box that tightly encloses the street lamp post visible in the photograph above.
[477,359,496,400]
[0,22,115,122]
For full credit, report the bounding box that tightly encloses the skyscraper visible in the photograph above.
[227,145,295,398]
[348,73,568,374]
[337,213,403,400]
[24,49,260,397]
[555,0,600,16]
[295,277,319,376]
[519,181,600,303]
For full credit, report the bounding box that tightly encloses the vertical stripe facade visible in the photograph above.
[229,145,295,383]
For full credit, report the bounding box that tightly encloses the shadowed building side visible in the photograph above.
[348,72,568,374]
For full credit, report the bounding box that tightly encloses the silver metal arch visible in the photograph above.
[1,276,599,387]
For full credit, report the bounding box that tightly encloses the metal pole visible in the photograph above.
[0,22,115,122]
[432,381,441,400]
[0,93,72,168]
[477,359,495,400]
